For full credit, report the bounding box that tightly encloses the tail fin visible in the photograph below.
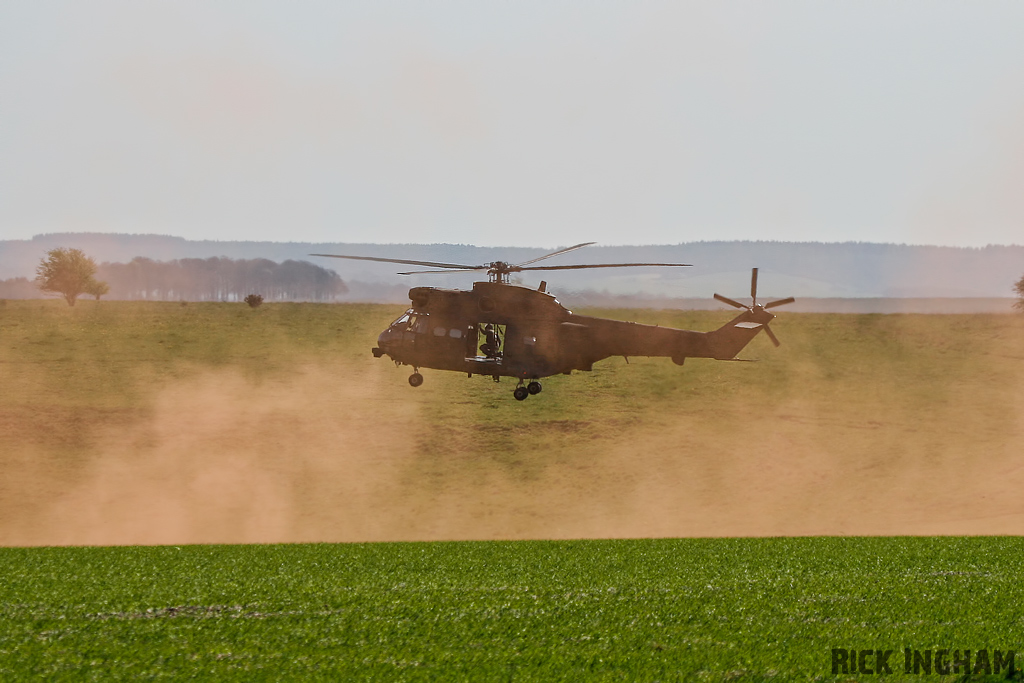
[707,311,770,359]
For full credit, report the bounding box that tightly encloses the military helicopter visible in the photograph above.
[312,243,794,400]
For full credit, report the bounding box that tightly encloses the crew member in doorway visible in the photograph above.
[481,324,500,358]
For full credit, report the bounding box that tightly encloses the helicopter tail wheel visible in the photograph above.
[513,386,529,401]
[408,372,424,387]
[527,381,542,395]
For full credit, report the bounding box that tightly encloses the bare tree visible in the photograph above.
[1015,274,1024,312]
[35,248,107,306]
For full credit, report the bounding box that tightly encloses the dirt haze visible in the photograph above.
[3,352,1022,546]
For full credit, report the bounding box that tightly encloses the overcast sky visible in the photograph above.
[2,1,1023,247]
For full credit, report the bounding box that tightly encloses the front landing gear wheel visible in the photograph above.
[408,372,424,387]
[513,386,529,401]
[527,381,542,395]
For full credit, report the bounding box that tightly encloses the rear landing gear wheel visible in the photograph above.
[513,386,529,401]
[527,381,542,395]
[409,372,424,387]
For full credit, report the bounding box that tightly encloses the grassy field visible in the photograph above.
[1,299,1023,679]
[2,538,1023,680]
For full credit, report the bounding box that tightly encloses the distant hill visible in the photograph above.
[2,234,1022,305]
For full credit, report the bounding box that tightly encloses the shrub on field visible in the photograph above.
[86,279,110,301]
[1015,274,1024,312]
[244,294,264,308]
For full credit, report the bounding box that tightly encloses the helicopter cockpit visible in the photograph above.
[374,310,417,352]
[375,308,509,366]
[381,310,430,335]
[389,311,411,329]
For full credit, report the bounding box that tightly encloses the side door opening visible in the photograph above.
[475,323,505,360]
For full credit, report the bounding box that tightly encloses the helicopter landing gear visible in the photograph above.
[409,372,424,387]
[513,379,541,401]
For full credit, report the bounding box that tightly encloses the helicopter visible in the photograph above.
[312,243,794,400]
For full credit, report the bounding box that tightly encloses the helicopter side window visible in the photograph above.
[433,327,447,337]
[390,312,411,329]
[449,328,462,339]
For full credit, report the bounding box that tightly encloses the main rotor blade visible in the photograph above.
[516,262,691,272]
[396,268,485,275]
[750,267,759,306]
[713,293,748,309]
[763,324,781,347]
[764,296,796,309]
[310,253,480,270]
[513,242,597,267]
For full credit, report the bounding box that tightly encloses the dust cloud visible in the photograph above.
[3,354,1024,546]
[1,364,422,546]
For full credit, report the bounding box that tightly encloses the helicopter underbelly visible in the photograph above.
[390,350,567,379]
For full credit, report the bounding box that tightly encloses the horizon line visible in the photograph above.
[10,232,1024,250]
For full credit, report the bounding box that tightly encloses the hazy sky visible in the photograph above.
[2,1,1023,247]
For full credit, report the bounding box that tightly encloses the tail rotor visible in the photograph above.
[713,268,794,347]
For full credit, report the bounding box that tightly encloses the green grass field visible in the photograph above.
[1,299,1023,679]
[2,538,1023,680]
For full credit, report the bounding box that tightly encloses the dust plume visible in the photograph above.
[2,364,422,546]
[383,388,1024,541]
[3,327,1024,545]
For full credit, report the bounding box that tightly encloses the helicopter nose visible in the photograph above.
[373,328,399,358]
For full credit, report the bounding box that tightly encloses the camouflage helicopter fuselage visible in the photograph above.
[372,280,779,382]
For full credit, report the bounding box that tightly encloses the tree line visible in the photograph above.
[96,257,347,301]
[3,248,1024,310]
[0,254,347,303]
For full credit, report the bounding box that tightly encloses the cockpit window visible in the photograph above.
[410,315,430,334]
[391,309,432,333]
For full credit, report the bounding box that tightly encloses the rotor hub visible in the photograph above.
[488,261,515,283]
